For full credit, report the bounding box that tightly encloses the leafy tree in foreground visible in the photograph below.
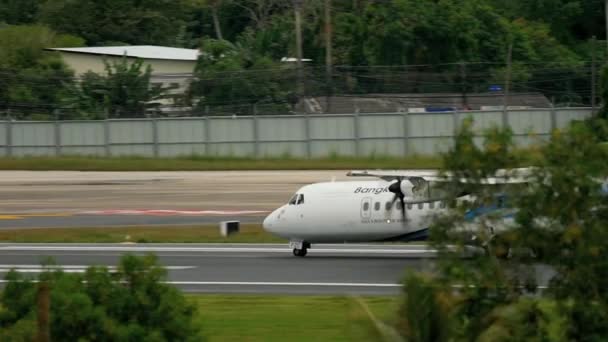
[0,254,204,341]
[396,117,608,341]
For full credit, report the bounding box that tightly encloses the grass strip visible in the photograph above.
[190,295,400,342]
[0,155,441,171]
[0,224,285,243]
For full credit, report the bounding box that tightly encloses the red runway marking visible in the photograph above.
[79,209,269,216]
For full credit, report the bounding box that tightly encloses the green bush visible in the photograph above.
[0,254,204,341]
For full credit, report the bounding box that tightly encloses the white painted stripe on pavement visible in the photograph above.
[0,280,549,290]
[0,265,194,270]
[0,246,436,254]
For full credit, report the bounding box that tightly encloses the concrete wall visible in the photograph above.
[0,108,593,158]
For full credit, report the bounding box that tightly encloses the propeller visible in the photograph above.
[388,178,407,223]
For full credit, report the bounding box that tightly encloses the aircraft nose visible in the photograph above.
[263,211,277,233]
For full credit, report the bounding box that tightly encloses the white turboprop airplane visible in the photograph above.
[262,169,532,257]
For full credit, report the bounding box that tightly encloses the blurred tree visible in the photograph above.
[0,25,82,119]
[0,254,203,341]
[189,38,292,113]
[396,117,608,340]
[39,0,188,46]
[0,0,40,25]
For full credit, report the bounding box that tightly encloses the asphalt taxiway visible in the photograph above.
[0,243,438,295]
[0,243,556,295]
[0,170,360,228]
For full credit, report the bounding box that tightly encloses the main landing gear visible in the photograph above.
[290,241,311,257]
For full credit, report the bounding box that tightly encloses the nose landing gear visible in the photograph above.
[289,241,311,257]
[292,248,308,257]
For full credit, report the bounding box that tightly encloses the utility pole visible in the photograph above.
[325,0,333,112]
[503,42,513,129]
[592,36,597,116]
[460,62,468,110]
[293,0,304,97]
[605,0,608,53]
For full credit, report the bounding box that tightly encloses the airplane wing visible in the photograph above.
[347,168,535,185]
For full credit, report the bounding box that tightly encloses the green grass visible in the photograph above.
[0,155,441,171]
[0,224,285,243]
[191,295,400,342]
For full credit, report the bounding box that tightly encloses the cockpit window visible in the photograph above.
[289,194,298,205]
[297,194,305,205]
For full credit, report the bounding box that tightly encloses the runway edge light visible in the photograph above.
[219,221,240,237]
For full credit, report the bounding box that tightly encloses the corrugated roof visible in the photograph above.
[47,45,200,61]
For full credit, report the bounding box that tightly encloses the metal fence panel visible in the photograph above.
[465,111,503,132]
[0,121,6,157]
[555,108,592,129]
[309,115,355,140]
[0,108,595,158]
[408,113,453,137]
[358,114,405,138]
[157,118,206,157]
[59,121,106,156]
[507,110,553,135]
[258,142,308,157]
[257,117,306,141]
[360,139,406,156]
[10,122,55,156]
[408,137,453,155]
[108,120,155,156]
[208,117,254,142]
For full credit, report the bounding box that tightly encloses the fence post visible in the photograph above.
[304,113,312,158]
[204,116,211,155]
[152,117,160,158]
[104,119,111,157]
[550,106,557,132]
[54,119,61,156]
[253,114,260,158]
[402,112,409,157]
[353,112,360,156]
[5,116,12,157]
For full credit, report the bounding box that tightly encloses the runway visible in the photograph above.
[0,243,556,295]
[0,243,438,295]
[0,170,361,229]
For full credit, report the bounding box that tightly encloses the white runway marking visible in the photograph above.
[80,209,269,216]
[0,246,437,254]
[0,265,195,273]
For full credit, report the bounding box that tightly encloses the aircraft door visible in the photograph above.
[361,197,372,219]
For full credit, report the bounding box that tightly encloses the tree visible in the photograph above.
[0,254,204,341]
[396,117,608,340]
[0,0,40,25]
[189,38,292,113]
[0,25,83,119]
[39,0,189,46]
[70,57,172,119]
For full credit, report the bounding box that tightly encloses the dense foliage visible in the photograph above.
[0,254,204,341]
[0,0,605,117]
[394,116,608,341]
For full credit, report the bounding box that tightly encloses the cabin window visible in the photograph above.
[363,202,370,211]
[440,201,447,209]
[385,202,392,211]
[289,194,298,205]
[407,203,413,210]
[418,203,424,210]
[429,202,435,209]
[396,202,402,211]
[374,202,381,211]
[297,194,305,205]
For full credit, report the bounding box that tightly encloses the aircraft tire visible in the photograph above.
[292,248,307,257]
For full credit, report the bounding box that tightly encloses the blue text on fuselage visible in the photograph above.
[354,187,389,195]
